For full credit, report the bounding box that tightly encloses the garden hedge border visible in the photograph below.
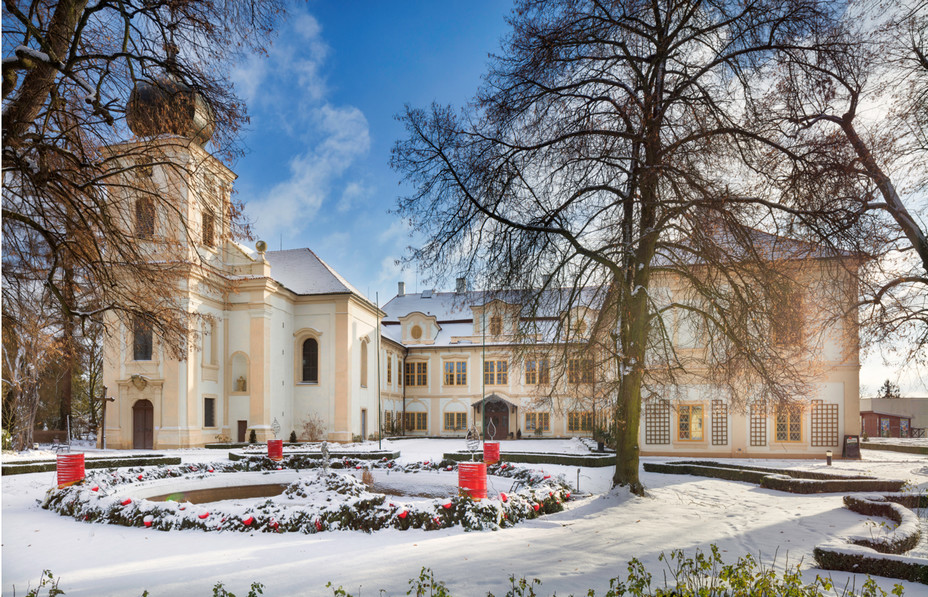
[228,450,399,462]
[813,545,928,584]
[813,493,928,584]
[1,455,181,476]
[641,462,906,493]
[859,442,928,455]
[442,451,616,467]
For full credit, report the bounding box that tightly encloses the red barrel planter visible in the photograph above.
[483,442,500,465]
[458,462,487,500]
[56,453,85,488]
[267,439,283,461]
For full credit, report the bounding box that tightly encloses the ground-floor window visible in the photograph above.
[203,397,216,428]
[525,412,550,432]
[775,405,803,442]
[644,399,671,445]
[443,411,467,431]
[405,411,428,432]
[711,399,728,445]
[567,411,592,432]
[677,404,704,441]
[384,410,393,434]
[810,400,839,446]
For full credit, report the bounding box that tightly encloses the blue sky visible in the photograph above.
[229,1,513,303]
[224,2,923,395]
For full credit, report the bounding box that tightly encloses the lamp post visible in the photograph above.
[826,450,833,466]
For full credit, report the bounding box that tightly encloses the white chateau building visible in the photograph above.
[103,84,861,456]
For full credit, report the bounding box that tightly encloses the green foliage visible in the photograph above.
[248,429,257,444]
[289,430,297,443]
[408,568,451,597]
[23,570,64,597]
[2,427,12,451]
[211,581,264,597]
[323,554,909,596]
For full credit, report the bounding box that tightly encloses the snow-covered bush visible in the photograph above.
[41,460,572,535]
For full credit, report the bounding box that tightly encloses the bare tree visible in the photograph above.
[758,0,928,366]
[2,274,63,450]
[393,0,857,493]
[2,0,284,357]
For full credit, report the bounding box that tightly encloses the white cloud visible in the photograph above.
[233,9,372,240]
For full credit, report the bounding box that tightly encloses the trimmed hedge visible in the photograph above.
[842,494,922,554]
[2,455,181,476]
[759,474,906,494]
[813,546,928,584]
[228,450,399,462]
[443,451,616,467]
[860,442,928,455]
[642,462,906,494]
[674,460,875,481]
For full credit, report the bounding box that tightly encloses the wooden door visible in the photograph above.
[237,420,247,443]
[132,400,154,449]
[485,401,509,440]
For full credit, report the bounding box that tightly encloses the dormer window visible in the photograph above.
[489,315,502,336]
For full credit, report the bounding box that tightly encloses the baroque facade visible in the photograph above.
[103,118,860,455]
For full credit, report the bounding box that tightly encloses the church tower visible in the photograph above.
[101,76,244,449]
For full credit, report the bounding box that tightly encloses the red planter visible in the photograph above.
[483,442,500,465]
[458,462,487,500]
[267,439,283,461]
[56,453,85,488]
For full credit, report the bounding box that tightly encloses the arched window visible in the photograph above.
[302,338,318,383]
[136,198,155,238]
[133,318,153,361]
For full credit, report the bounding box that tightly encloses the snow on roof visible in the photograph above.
[382,287,605,323]
[265,248,367,298]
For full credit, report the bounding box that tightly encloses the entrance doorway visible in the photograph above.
[132,399,154,449]
[484,400,509,440]
[237,420,247,443]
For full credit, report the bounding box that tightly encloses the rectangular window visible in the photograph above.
[405,362,428,387]
[678,404,704,441]
[810,400,839,447]
[405,412,427,431]
[711,399,728,446]
[443,412,467,431]
[443,361,467,386]
[775,405,803,442]
[204,397,216,428]
[525,358,550,385]
[484,360,507,385]
[387,355,392,384]
[133,319,153,361]
[644,399,671,445]
[384,410,393,433]
[202,208,216,247]
[750,402,767,446]
[525,412,550,432]
[772,289,803,347]
[568,359,593,383]
[568,412,593,432]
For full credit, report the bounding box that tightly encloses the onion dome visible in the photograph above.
[126,76,215,145]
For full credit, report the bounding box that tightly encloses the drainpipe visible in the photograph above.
[401,349,408,436]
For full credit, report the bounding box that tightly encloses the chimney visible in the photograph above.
[398,281,406,297]
[456,277,466,293]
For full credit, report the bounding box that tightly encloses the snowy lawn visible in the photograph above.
[3,439,927,596]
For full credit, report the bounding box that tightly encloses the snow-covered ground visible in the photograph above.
[3,440,927,596]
